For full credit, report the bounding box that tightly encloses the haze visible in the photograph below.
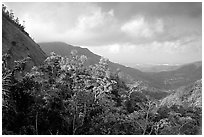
[4,2,202,67]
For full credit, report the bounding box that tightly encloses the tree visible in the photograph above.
[2,4,7,13]
[9,9,14,20]
[15,17,19,24]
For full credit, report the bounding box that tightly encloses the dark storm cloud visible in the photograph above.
[94,2,202,46]
[97,2,202,19]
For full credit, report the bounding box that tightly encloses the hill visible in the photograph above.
[160,79,202,108]
[2,13,47,70]
[147,61,202,89]
[134,64,180,72]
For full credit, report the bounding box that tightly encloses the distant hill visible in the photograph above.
[39,42,100,66]
[134,64,180,72]
[39,42,202,90]
[2,13,47,70]
[147,61,202,89]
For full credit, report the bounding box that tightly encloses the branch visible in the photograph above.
[143,101,151,135]
[35,112,38,135]
[73,103,87,134]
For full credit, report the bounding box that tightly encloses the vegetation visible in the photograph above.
[2,4,29,37]
[2,50,202,135]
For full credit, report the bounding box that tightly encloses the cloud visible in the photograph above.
[98,3,202,20]
[121,15,164,38]
[86,36,201,67]
[77,9,114,31]
[7,2,117,45]
[57,6,120,46]
[3,2,201,65]
[69,7,115,36]
[108,44,120,54]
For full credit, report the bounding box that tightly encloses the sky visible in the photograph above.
[3,2,202,67]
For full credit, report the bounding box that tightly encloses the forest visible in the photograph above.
[2,51,202,135]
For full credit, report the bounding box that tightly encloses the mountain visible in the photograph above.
[147,61,202,89]
[134,64,180,72]
[39,42,100,66]
[160,79,202,108]
[2,13,47,70]
[39,42,202,90]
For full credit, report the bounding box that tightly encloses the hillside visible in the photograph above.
[160,79,202,108]
[147,61,202,89]
[134,64,180,72]
[2,13,47,70]
[39,42,100,66]
[39,42,201,90]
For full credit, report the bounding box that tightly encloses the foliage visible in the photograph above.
[2,4,29,37]
[2,50,202,135]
